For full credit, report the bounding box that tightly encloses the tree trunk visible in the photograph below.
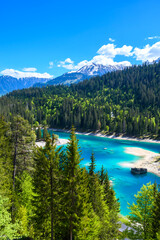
[12,132,18,219]
[13,133,17,190]
[50,166,54,240]
[70,221,72,240]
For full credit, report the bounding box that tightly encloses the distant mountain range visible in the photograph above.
[0,63,126,95]
[1,59,160,96]
[76,62,125,75]
[34,63,126,87]
[0,76,48,96]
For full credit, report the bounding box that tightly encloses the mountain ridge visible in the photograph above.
[34,63,126,87]
[0,63,126,95]
[0,76,48,96]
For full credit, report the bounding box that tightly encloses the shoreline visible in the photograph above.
[49,128,160,144]
[35,138,68,148]
[119,147,160,177]
[36,129,160,177]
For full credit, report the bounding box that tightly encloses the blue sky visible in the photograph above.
[0,0,160,78]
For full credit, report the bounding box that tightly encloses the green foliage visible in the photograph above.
[64,126,84,239]
[0,195,19,239]
[76,206,101,240]
[36,126,41,140]
[89,152,96,176]
[99,167,120,238]
[52,133,58,145]
[43,126,49,139]
[1,62,160,138]
[88,153,119,239]
[151,184,160,239]
[0,116,36,238]
[75,168,101,240]
[0,117,13,201]
[128,182,155,239]
[33,137,62,239]
[3,113,160,239]
[11,115,36,178]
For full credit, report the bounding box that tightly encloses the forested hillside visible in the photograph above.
[0,118,120,239]
[0,62,160,138]
[0,117,160,239]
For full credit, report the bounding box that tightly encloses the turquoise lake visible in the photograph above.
[49,130,160,216]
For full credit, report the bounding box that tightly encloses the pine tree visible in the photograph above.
[99,165,105,185]
[0,117,36,237]
[11,115,36,191]
[63,126,83,240]
[0,195,19,239]
[88,154,112,239]
[100,169,120,238]
[43,126,49,140]
[128,183,155,240]
[17,171,35,237]
[37,126,41,140]
[103,170,115,209]
[10,116,36,225]
[33,137,62,240]
[88,152,97,210]
[0,117,13,202]
[52,133,58,145]
[151,185,160,239]
[89,152,96,176]
[76,168,101,240]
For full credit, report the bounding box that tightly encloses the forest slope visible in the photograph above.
[0,62,160,138]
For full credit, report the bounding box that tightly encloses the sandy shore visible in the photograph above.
[37,129,160,177]
[35,138,68,148]
[119,147,160,177]
[35,141,46,148]
[49,128,160,144]
[77,132,160,144]
[57,138,68,146]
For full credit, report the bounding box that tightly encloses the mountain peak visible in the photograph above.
[76,63,125,76]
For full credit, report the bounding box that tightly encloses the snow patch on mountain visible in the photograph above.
[74,63,125,76]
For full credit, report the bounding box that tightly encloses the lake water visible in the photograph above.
[49,130,160,216]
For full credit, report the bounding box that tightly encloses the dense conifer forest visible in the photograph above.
[0,117,120,239]
[0,62,160,139]
[0,117,160,239]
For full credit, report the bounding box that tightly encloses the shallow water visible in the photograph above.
[50,130,160,216]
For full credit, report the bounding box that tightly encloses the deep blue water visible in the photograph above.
[49,130,160,216]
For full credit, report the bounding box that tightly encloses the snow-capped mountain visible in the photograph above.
[34,63,126,87]
[0,63,128,95]
[44,72,89,86]
[155,57,160,63]
[145,57,160,65]
[76,62,125,76]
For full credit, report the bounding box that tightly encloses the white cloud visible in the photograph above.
[109,37,115,42]
[23,67,37,72]
[74,60,89,69]
[59,58,74,66]
[58,43,133,71]
[97,43,133,58]
[58,63,74,70]
[134,41,160,62]
[64,58,74,64]
[58,58,75,70]
[1,69,53,79]
[117,61,132,67]
[58,56,131,71]
[92,55,131,66]
[49,61,54,69]
[147,36,160,40]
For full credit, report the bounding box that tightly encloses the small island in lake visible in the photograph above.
[131,167,147,175]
